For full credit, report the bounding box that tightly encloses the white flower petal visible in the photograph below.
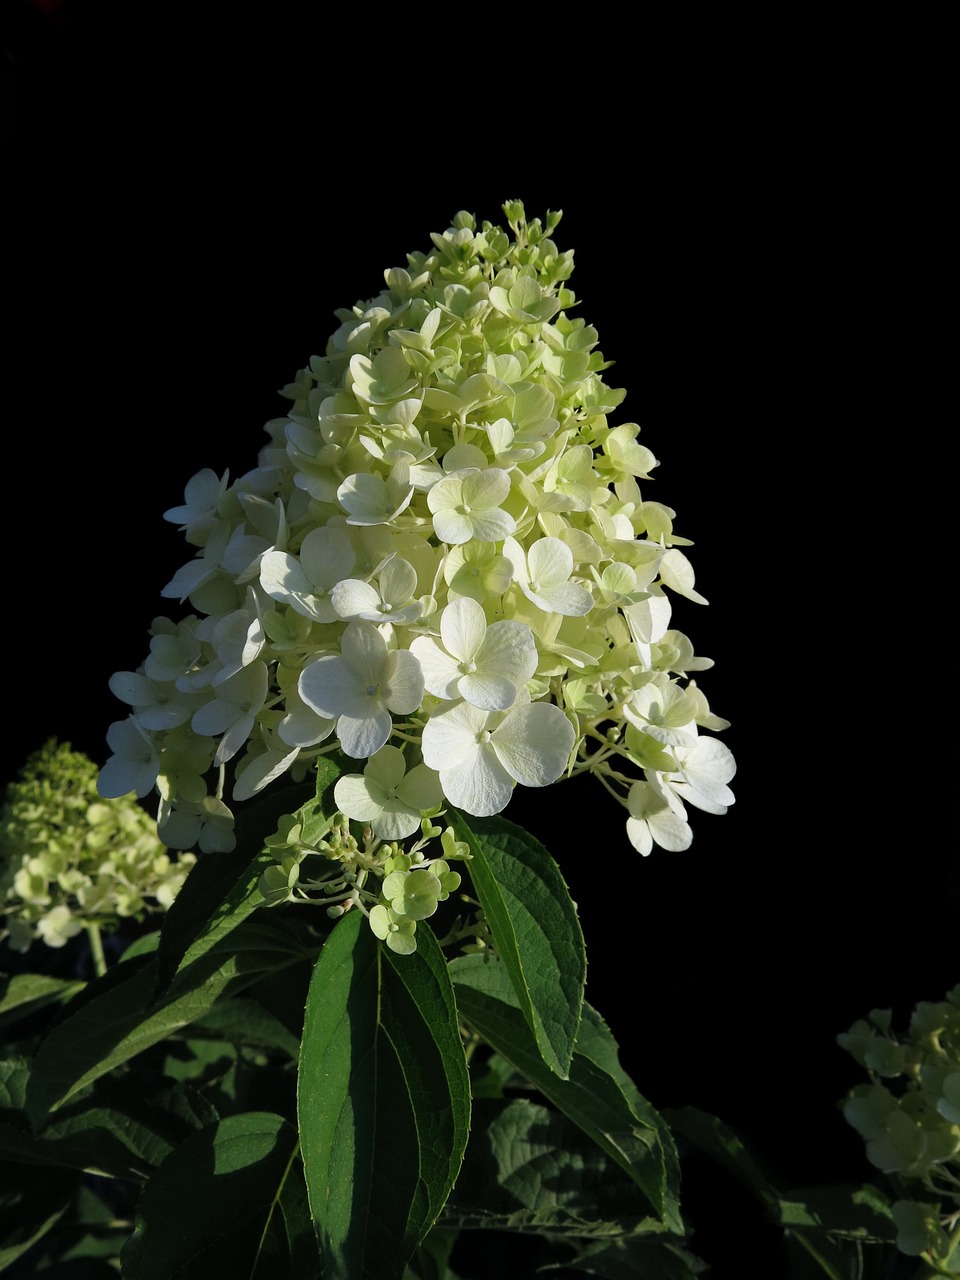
[332,579,382,618]
[395,763,443,811]
[298,655,358,719]
[108,671,153,706]
[527,537,573,587]
[233,745,299,801]
[300,526,355,588]
[431,509,474,544]
[337,706,393,758]
[334,774,384,822]
[409,635,462,700]
[371,801,423,841]
[492,703,574,787]
[190,697,239,738]
[383,649,425,715]
[648,809,693,851]
[440,745,515,817]
[466,508,517,542]
[278,691,335,748]
[260,551,335,621]
[440,597,486,663]
[365,744,407,791]
[462,467,510,510]
[341,621,388,686]
[626,816,653,856]
[476,621,537,686]
[379,557,418,605]
[458,671,518,712]
[532,581,594,616]
[622,597,673,646]
[421,701,487,771]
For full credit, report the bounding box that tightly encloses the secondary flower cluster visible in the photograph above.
[98,201,735,862]
[838,989,960,1264]
[1,740,195,953]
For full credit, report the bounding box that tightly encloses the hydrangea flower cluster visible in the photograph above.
[838,988,960,1265]
[1,740,195,954]
[98,201,735,867]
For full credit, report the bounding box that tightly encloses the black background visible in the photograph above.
[3,4,954,1272]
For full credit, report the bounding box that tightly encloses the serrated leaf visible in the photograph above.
[450,809,584,1079]
[451,954,679,1230]
[298,911,470,1280]
[24,924,301,1125]
[120,1111,316,1279]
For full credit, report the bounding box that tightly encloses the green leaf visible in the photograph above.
[186,994,301,1058]
[298,911,470,1280]
[444,1097,671,1237]
[665,1106,779,1207]
[773,1183,895,1243]
[450,809,585,1080]
[451,954,680,1230]
[49,1075,215,1173]
[0,973,85,1030]
[540,1238,708,1279]
[25,923,301,1125]
[48,1181,131,1268]
[667,1109,895,1280]
[0,1058,28,1114]
[0,1161,76,1271]
[121,1111,317,1279]
[402,1226,461,1280]
[0,1073,217,1180]
[153,776,320,994]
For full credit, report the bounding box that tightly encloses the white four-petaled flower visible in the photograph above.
[503,535,593,616]
[427,468,517,545]
[421,700,574,817]
[298,621,424,758]
[334,745,442,840]
[410,597,537,711]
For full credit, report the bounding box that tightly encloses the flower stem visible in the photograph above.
[86,922,107,978]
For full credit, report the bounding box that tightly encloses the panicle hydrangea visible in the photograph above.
[838,987,960,1266]
[1,740,195,953]
[98,201,736,890]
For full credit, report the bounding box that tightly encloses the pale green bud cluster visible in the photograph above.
[0,740,196,953]
[838,987,960,1264]
[257,809,467,954]
[99,201,735,864]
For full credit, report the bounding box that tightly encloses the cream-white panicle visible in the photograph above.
[99,202,735,864]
